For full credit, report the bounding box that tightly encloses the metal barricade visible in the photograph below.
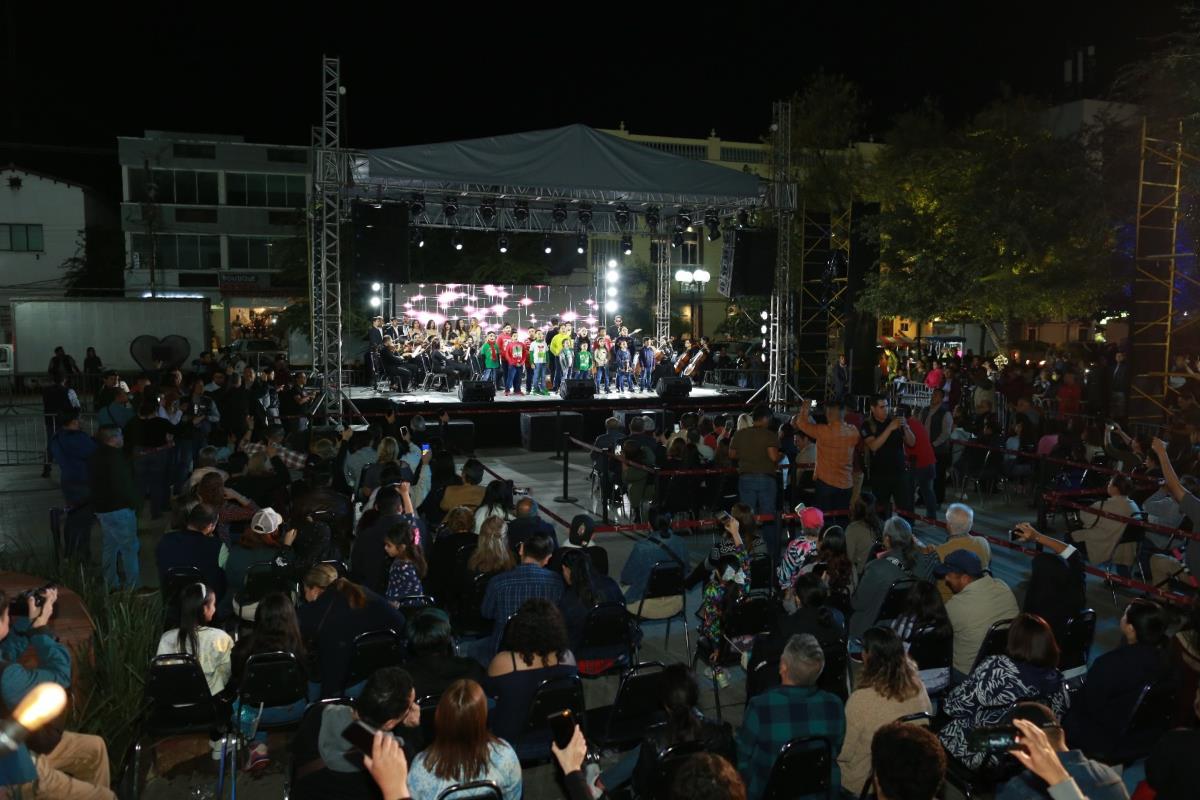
[0,413,99,467]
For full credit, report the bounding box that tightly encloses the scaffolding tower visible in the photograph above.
[1130,119,1195,422]
[764,100,800,407]
[795,205,851,397]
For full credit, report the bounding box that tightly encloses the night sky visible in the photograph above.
[1,1,1182,196]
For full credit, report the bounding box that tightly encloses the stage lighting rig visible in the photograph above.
[452,230,464,251]
[410,227,425,248]
[480,198,497,224]
[671,225,685,248]
[615,204,630,227]
[543,235,553,254]
[705,209,721,241]
[577,205,593,227]
[443,197,458,219]
[576,231,588,254]
[498,234,510,254]
[736,208,750,229]
[409,194,425,216]
[513,201,529,222]
[678,208,693,230]
[645,206,660,230]
[552,204,568,224]
[620,235,633,255]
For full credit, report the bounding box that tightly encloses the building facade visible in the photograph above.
[0,165,117,341]
[117,131,309,346]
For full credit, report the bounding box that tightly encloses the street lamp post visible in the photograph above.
[674,268,711,338]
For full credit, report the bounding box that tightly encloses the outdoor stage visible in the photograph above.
[345,383,748,410]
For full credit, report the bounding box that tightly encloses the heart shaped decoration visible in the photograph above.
[129,335,192,373]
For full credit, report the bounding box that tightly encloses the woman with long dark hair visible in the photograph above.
[474,479,515,530]
[890,580,953,694]
[156,582,233,695]
[408,679,522,799]
[809,526,856,610]
[229,593,309,770]
[296,563,405,697]
[557,548,625,663]
[837,627,932,794]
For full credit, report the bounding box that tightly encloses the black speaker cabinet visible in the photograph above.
[457,380,496,403]
[558,378,596,401]
[655,376,692,400]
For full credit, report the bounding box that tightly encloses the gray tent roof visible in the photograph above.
[355,124,764,206]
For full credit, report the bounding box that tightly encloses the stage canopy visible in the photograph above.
[350,124,765,222]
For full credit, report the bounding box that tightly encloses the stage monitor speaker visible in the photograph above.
[655,376,692,400]
[559,378,596,401]
[729,230,778,295]
[457,380,496,403]
[351,202,408,282]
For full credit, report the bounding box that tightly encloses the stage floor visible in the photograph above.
[344,384,746,408]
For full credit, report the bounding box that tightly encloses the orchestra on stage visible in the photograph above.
[364,313,710,396]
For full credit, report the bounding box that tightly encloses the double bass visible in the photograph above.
[682,341,708,378]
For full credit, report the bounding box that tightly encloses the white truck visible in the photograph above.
[12,297,212,376]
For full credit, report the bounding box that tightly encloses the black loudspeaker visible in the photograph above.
[655,376,692,400]
[730,230,778,295]
[351,203,408,282]
[457,380,496,403]
[558,379,596,401]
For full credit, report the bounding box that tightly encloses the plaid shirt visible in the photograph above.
[481,563,564,655]
[736,684,846,800]
[241,441,307,470]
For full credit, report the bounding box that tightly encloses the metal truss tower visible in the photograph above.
[765,100,800,407]
[656,235,671,347]
[311,56,348,423]
[1130,119,1195,422]
[795,205,851,397]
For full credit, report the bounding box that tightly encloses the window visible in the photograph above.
[173,143,216,159]
[0,224,44,252]
[174,208,218,223]
[1026,326,1038,342]
[178,273,219,287]
[267,148,307,164]
[680,232,700,265]
[228,236,274,270]
[225,172,305,207]
[129,233,219,270]
[268,209,301,226]
[127,168,217,204]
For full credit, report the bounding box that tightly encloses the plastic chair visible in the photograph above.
[585,661,667,749]
[634,561,691,662]
[128,654,230,800]
[236,562,298,615]
[418,693,441,743]
[452,570,493,639]
[345,628,406,688]
[761,736,834,800]
[970,618,1014,673]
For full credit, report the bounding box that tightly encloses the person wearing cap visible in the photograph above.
[995,701,1125,800]
[793,399,860,518]
[156,505,228,603]
[223,507,298,619]
[777,506,826,592]
[938,549,1019,678]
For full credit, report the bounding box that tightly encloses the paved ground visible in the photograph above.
[0,437,1141,799]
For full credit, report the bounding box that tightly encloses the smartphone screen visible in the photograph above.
[421,443,431,453]
[399,425,410,438]
[341,720,379,753]
[547,709,576,750]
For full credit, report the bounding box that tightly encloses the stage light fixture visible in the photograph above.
[675,269,693,282]
[513,201,529,222]
[605,299,619,313]
[705,209,721,241]
[410,193,425,216]
[607,259,618,269]
[498,234,509,254]
[621,235,633,255]
[480,198,497,224]
[371,282,382,292]
[645,206,660,230]
[443,197,458,219]
[678,208,693,227]
[552,204,568,224]
[761,324,768,334]
[671,226,685,248]
[615,204,630,227]
[760,310,769,320]
[576,231,588,254]
[737,209,749,229]
[578,205,593,226]
[410,227,425,248]
[693,268,711,282]
[605,268,619,283]
[543,236,553,254]
[606,285,618,297]
[452,230,464,251]
[369,296,382,308]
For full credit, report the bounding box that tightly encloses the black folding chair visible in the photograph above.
[394,594,436,609]
[418,693,441,743]
[319,558,349,578]
[515,674,586,766]
[232,651,308,774]
[703,594,775,715]
[970,618,1014,673]
[128,654,230,800]
[345,628,406,688]
[1058,608,1096,679]
[578,601,637,672]
[761,736,835,800]
[907,624,953,697]
[646,737,706,800]
[748,552,775,595]
[1095,681,1178,766]
[858,713,932,800]
[236,562,298,620]
[437,781,502,800]
[634,561,691,662]
[585,661,667,749]
[817,637,850,701]
[873,579,919,627]
[161,566,203,629]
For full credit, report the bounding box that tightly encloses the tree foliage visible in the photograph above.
[855,96,1126,345]
[62,228,125,296]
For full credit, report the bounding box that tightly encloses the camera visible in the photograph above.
[967,725,1020,753]
[8,583,55,617]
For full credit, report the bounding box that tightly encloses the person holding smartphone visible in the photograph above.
[791,398,861,519]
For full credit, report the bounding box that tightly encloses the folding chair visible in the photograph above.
[970,618,1014,673]
[634,561,691,662]
[345,628,406,689]
[761,736,835,800]
[585,661,667,749]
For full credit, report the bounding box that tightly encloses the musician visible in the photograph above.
[366,315,385,385]
[467,317,483,342]
[429,338,471,388]
[384,317,403,342]
[380,336,415,391]
[606,314,625,341]
[682,336,711,386]
[614,338,634,393]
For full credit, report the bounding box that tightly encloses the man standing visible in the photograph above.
[938,550,1019,678]
[730,405,783,555]
[366,315,385,385]
[49,411,97,561]
[918,388,953,503]
[832,353,850,400]
[736,634,846,800]
[606,314,624,341]
[902,406,939,523]
[861,395,914,515]
[41,371,80,478]
[1109,350,1130,419]
[89,425,142,590]
[792,399,859,517]
[280,371,314,433]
